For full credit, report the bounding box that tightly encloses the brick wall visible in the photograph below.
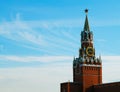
[94,82,120,92]
[60,82,81,92]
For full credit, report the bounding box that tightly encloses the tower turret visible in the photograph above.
[61,9,102,92]
[79,9,95,64]
[73,9,102,92]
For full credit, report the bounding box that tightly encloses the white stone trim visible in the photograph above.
[79,64,101,67]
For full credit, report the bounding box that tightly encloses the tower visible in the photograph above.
[61,9,102,92]
[73,9,102,92]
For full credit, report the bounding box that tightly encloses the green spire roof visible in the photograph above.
[84,9,90,31]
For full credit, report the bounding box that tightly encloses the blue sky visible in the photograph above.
[0,0,120,92]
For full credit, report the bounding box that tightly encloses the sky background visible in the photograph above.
[0,0,120,92]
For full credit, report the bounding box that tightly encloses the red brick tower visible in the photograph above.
[61,9,102,92]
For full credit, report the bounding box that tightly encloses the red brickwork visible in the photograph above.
[61,82,81,92]
[73,65,102,92]
[94,82,120,92]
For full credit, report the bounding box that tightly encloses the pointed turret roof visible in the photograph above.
[84,9,90,31]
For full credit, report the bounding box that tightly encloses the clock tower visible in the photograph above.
[61,9,120,92]
[73,9,102,92]
[61,9,102,92]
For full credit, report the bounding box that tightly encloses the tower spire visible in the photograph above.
[84,9,90,31]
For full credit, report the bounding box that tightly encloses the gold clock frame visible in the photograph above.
[86,47,94,56]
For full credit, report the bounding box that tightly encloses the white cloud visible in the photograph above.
[1,54,120,64]
[0,65,72,92]
[102,56,120,62]
[100,56,120,83]
[0,55,73,62]
[0,55,120,92]
[16,13,21,21]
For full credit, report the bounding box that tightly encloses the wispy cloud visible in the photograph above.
[0,55,73,63]
[0,20,46,46]
[96,39,107,42]
[0,15,81,55]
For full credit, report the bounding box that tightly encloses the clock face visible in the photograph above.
[86,47,94,56]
